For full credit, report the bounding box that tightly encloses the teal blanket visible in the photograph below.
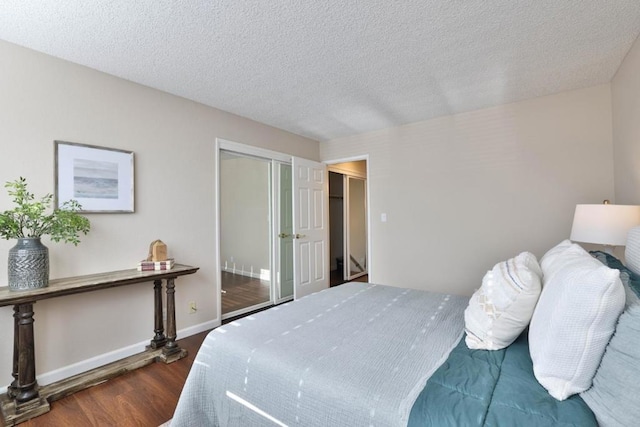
[408,332,596,426]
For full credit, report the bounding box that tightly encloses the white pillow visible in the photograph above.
[540,239,589,281]
[529,247,625,401]
[540,239,573,267]
[465,252,542,350]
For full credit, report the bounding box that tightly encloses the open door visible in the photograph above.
[292,157,329,298]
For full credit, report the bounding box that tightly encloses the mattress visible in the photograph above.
[171,282,468,426]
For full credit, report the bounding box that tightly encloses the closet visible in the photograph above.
[328,161,368,286]
[219,150,293,318]
[217,139,329,319]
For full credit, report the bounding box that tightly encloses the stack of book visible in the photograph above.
[137,258,175,271]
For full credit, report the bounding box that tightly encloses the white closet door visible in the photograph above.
[292,157,329,298]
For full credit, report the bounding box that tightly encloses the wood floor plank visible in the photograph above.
[221,271,270,314]
[12,330,210,427]
[74,390,120,426]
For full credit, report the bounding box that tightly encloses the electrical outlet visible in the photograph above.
[188,301,197,314]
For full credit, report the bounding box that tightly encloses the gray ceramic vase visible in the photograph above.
[8,237,49,291]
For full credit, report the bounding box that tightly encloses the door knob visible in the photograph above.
[294,233,306,239]
[278,233,291,238]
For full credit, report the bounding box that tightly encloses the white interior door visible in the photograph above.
[292,157,329,298]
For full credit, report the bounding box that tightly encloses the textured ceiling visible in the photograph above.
[1,1,639,142]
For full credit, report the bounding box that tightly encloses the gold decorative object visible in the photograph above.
[147,240,168,262]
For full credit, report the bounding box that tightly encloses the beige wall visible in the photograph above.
[321,85,615,295]
[0,40,318,385]
[613,34,640,205]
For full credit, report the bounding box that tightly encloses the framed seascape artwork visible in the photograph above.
[54,141,135,213]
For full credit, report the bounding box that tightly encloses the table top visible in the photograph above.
[0,264,199,307]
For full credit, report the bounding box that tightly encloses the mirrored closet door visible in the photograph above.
[276,162,294,302]
[347,176,367,280]
[219,150,294,319]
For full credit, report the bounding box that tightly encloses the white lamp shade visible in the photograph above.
[570,204,640,246]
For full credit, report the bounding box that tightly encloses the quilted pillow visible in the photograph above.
[581,304,640,426]
[529,245,625,401]
[465,252,542,350]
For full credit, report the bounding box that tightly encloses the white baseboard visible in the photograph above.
[222,265,270,281]
[176,318,220,340]
[30,318,221,387]
[36,339,148,386]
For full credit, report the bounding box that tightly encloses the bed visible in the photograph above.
[172,233,640,426]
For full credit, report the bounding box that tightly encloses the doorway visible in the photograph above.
[328,160,369,286]
[217,139,329,320]
[219,150,294,319]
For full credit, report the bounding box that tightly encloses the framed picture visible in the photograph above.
[54,141,135,213]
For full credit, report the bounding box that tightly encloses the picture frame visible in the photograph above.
[54,141,135,213]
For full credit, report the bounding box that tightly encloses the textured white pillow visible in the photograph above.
[540,239,573,267]
[625,226,640,275]
[540,239,590,282]
[465,252,542,350]
[529,247,625,401]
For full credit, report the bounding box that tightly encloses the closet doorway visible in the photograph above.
[219,149,294,319]
[217,139,329,320]
[328,160,368,286]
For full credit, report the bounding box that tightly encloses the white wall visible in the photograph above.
[0,40,318,386]
[613,34,640,205]
[321,85,615,296]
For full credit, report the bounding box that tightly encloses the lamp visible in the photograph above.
[570,201,640,253]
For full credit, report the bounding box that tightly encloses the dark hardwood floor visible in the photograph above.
[221,271,270,314]
[222,270,368,313]
[330,270,368,287]
[11,277,370,426]
[12,330,211,427]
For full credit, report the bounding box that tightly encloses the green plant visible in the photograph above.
[0,177,90,245]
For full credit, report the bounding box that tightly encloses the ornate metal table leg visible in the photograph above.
[149,280,167,349]
[16,303,39,403]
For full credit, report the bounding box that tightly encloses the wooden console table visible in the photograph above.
[0,264,199,425]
